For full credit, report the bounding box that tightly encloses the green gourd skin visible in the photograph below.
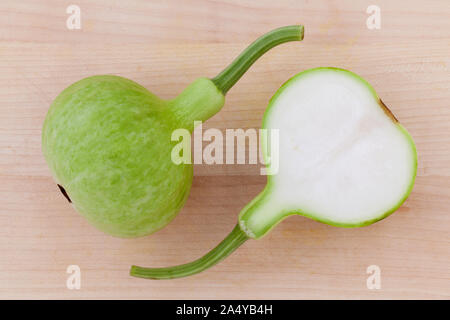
[42,26,304,238]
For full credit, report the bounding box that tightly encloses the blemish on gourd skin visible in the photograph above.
[378,99,398,123]
[57,184,72,203]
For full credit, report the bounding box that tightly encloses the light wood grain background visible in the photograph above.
[0,0,449,299]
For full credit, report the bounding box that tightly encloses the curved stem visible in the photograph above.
[130,224,248,280]
[212,25,304,94]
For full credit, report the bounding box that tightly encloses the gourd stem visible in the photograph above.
[212,25,304,94]
[130,224,248,279]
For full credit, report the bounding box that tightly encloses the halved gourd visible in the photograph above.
[131,67,417,279]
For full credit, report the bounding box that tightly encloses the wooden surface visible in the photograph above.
[1,0,449,299]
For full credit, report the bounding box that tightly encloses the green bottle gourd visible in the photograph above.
[42,26,305,238]
[130,68,417,279]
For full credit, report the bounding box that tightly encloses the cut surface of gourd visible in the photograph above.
[249,68,416,231]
